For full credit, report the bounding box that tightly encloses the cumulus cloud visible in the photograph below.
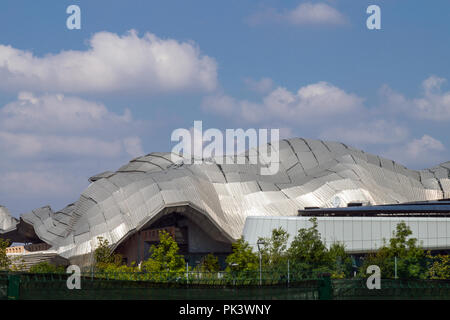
[405,135,445,156]
[383,135,447,169]
[320,120,409,146]
[122,137,145,158]
[0,92,142,159]
[244,77,274,94]
[0,171,78,198]
[0,93,147,214]
[0,132,125,158]
[286,2,347,25]
[0,30,217,94]
[247,2,347,26]
[380,75,450,121]
[1,92,132,133]
[203,81,364,124]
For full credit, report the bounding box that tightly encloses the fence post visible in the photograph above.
[394,256,398,279]
[318,273,332,300]
[287,259,290,287]
[7,274,20,300]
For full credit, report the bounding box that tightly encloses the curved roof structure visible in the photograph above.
[0,206,17,234]
[1,138,450,261]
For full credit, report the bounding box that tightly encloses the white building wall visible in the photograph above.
[243,216,450,253]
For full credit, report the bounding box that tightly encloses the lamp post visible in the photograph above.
[257,239,265,286]
[230,263,239,285]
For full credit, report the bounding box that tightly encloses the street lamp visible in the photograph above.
[230,263,239,285]
[257,239,265,286]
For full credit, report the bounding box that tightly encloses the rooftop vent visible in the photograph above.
[347,202,363,207]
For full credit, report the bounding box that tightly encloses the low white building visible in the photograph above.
[243,202,450,253]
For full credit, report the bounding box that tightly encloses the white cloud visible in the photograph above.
[0,30,217,94]
[123,137,145,158]
[383,135,447,169]
[380,75,450,121]
[0,132,124,158]
[244,77,274,94]
[320,120,409,146]
[0,171,78,198]
[247,2,347,26]
[0,92,143,159]
[0,92,147,214]
[202,93,237,117]
[1,92,132,133]
[203,81,364,124]
[404,135,445,157]
[287,3,347,25]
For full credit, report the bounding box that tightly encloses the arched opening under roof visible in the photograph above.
[113,205,233,267]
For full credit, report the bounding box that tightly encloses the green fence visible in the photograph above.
[0,273,7,300]
[333,278,450,300]
[1,272,450,300]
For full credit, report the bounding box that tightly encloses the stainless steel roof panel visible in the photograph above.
[7,137,449,261]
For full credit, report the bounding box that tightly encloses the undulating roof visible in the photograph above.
[0,138,449,260]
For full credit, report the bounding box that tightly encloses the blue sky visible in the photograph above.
[1,0,450,215]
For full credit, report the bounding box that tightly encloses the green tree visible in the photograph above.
[328,242,352,279]
[225,237,258,274]
[360,222,427,279]
[94,237,123,271]
[29,262,65,273]
[259,227,289,269]
[196,253,220,273]
[287,217,332,278]
[141,230,185,274]
[427,254,450,280]
[0,238,11,270]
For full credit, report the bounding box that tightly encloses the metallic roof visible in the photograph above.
[1,137,450,260]
[298,200,450,217]
[0,206,18,234]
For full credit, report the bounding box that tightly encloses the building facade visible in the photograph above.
[1,138,450,268]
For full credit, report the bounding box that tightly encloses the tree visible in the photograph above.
[360,222,427,279]
[196,253,220,273]
[141,230,185,274]
[259,227,289,269]
[287,217,332,278]
[94,237,123,271]
[225,237,258,274]
[29,262,65,273]
[0,238,11,270]
[328,242,353,279]
[427,254,450,280]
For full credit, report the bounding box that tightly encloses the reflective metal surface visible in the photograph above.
[1,138,449,260]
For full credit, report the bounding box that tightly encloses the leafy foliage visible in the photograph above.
[141,230,185,273]
[427,254,450,280]
[20,221,446,283]
[328,242,353,279]
[259,227,289,268]
[359,222,427,279]
[225,222,353,280]
[29,262,65,273]
[288,218,329,264]
[287,218,339,278]
[0,238,11,270]
[195,253,220,273]
[94,237,123,271]
[9,256,26,272]
[93,231,186,281]
[225,237,258,274]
